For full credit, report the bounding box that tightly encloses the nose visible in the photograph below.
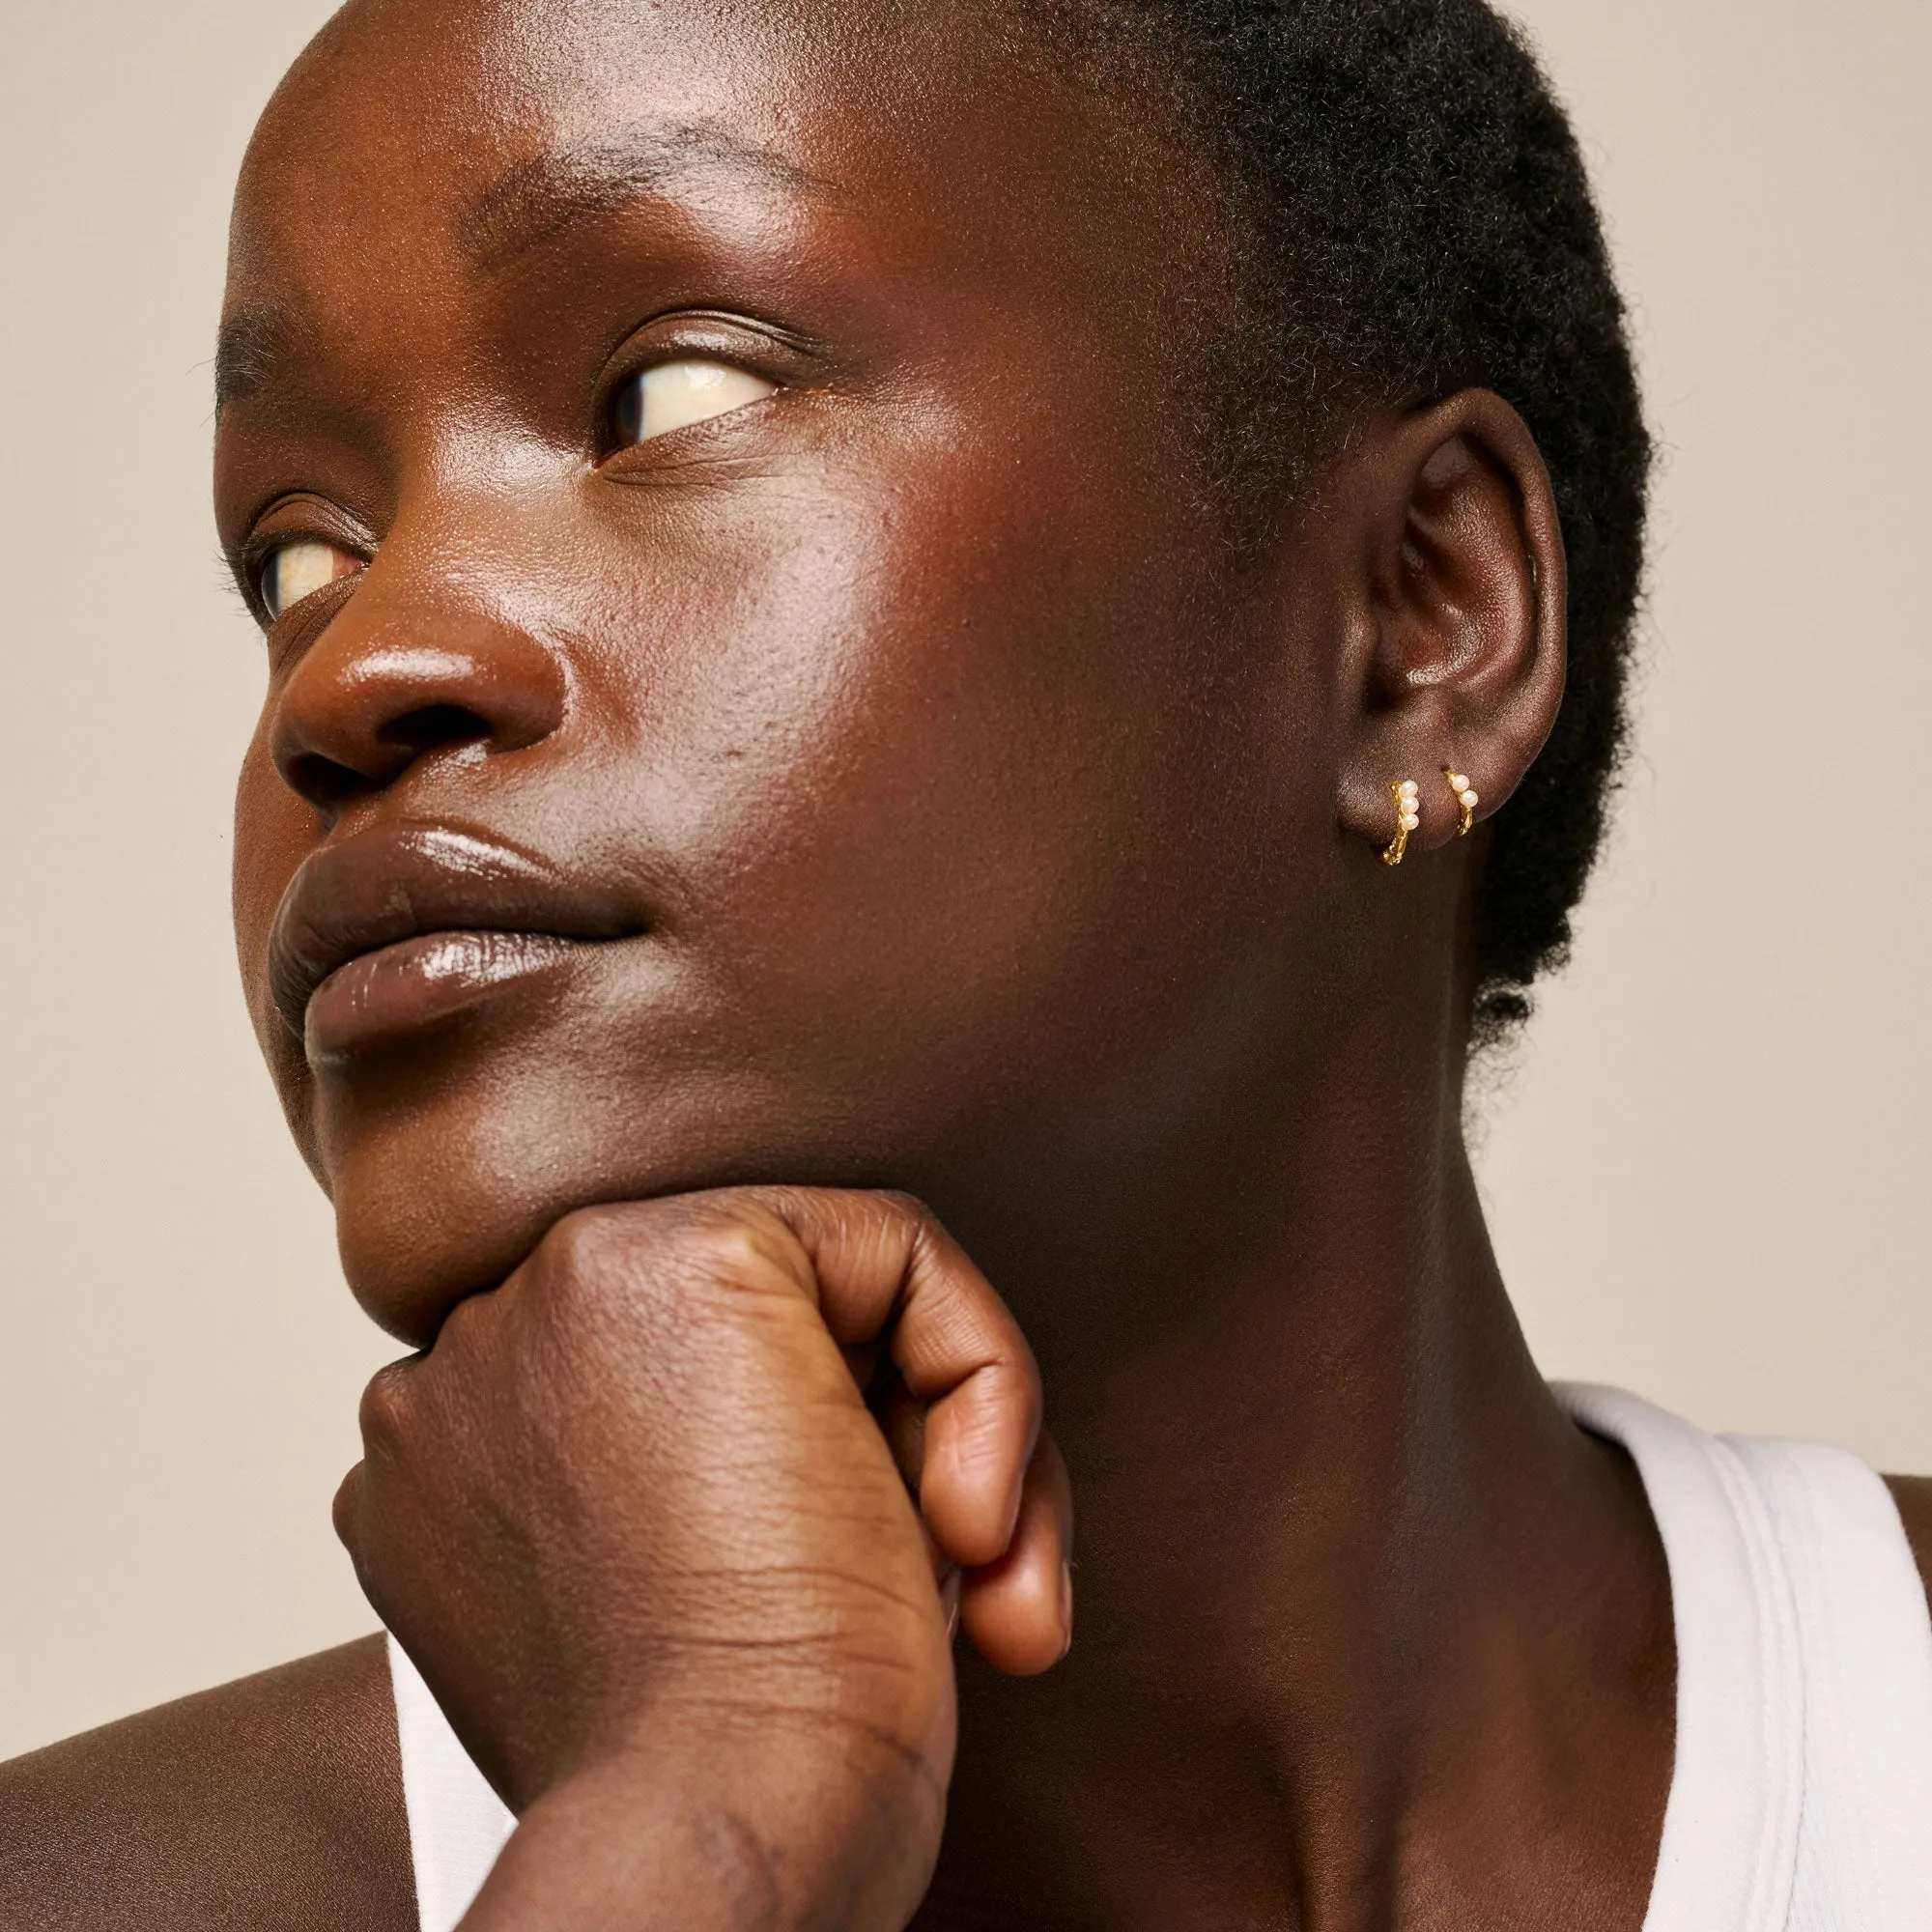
[270,599,568,811]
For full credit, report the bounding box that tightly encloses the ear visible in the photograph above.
[1331,390,1567,857]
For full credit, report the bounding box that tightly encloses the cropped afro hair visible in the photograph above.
[1029,0,1652,1037]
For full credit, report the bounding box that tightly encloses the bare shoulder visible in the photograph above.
[0,1634,415,1931]
[1883,1476,1932,1616]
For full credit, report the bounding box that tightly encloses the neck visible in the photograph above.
[917,1021,1673,1930]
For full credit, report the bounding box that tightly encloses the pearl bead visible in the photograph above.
[1401,813,1420,832]
[1461,790,1479,810]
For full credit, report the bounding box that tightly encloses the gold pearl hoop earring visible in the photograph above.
[1381,779,1422,867]
[1443,768,1480,838]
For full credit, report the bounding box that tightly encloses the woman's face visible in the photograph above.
[218,0,1353,1340]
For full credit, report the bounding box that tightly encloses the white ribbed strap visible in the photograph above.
[1557,1383,1806,1932]
[388,1634,516,1932]
[1726,1435,1932,1932]
[1560,1383,1932,1932]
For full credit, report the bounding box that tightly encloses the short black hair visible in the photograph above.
[1029,0,1651,1038]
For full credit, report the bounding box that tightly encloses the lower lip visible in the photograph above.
[304,930,582,1061]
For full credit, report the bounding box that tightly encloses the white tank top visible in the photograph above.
[388,1385,1932,1930]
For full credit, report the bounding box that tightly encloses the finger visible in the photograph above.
[332,1459,368,1572]
[958,1430,1073,1676]
[334,1350,435,1627]
[745,1189,1042,1572]
[904,1252,1039,1571]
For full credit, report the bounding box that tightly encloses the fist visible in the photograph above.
[333,1189,1071,1931]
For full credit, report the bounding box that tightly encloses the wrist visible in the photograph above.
[455,1722,947,1932]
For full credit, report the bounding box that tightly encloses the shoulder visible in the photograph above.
[1885,1475,1932,1616]
[0,1634,415,1931]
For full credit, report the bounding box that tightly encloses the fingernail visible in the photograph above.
[942,1569,962,1641]
[1059,1560,1074,1659]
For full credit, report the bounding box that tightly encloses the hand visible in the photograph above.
[333,1188,1072,1932]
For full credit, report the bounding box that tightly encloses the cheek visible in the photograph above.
[300,435,1300,1324]
[581,457,1271,1087]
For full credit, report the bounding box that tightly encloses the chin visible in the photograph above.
[310,1030,906,1344]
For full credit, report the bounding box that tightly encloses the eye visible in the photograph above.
[259,539,359,621]
[614,358,777,446]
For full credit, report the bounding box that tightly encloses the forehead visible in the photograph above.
[225,0,1219,349]
[239,0,933,216]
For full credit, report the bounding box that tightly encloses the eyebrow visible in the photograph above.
[456,121,836,273]
[213,299,306,417]
[212,124,832,417]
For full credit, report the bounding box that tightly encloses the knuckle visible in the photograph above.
[533,1203,658,1311]
[873,1188,937,1229]
[435,1286,489,1351]
[330,1464,364,1552]
[699,1211,817,1304]
[856,1188,941,1253]
[685,1212,787,1284]
[652,1191,807,1293]
[329,1466,389,1618]
[527,1194,821,1336]
[356,1362,414,1453]
[533,1196,795,1327]
[538,1203,626,1277]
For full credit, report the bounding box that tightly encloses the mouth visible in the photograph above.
[268,822,647,1061]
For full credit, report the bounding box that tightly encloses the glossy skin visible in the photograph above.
[5,0,1929,1926]
[225,0,1298,1347]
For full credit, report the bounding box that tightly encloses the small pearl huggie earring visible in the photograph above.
[1381,779,1422,867]
[1443,768,1480,838]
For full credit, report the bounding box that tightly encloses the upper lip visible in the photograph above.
[268,820,646,1039]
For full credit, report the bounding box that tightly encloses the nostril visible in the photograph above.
[270,612,566,811]
[282,704,497,810]
[286,750,381,809]
[376,702,494,759]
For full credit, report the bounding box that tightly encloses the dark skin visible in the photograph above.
[5,0,1929,1925]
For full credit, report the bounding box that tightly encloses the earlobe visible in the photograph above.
[1333,390,1567,863]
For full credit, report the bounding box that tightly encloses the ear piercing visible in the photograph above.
[1381,779,1422,867]
[1381,767,1480,866]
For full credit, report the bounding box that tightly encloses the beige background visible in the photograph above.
[1,0,1926,1763]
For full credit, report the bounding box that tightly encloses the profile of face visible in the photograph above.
[219,0,1540,1344]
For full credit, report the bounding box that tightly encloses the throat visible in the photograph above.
[913,1196,1675,1932]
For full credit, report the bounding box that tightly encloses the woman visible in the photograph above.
[4,0,1928,1925]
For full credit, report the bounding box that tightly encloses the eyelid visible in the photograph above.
[617,308,824,371]
[233,493,373,625]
